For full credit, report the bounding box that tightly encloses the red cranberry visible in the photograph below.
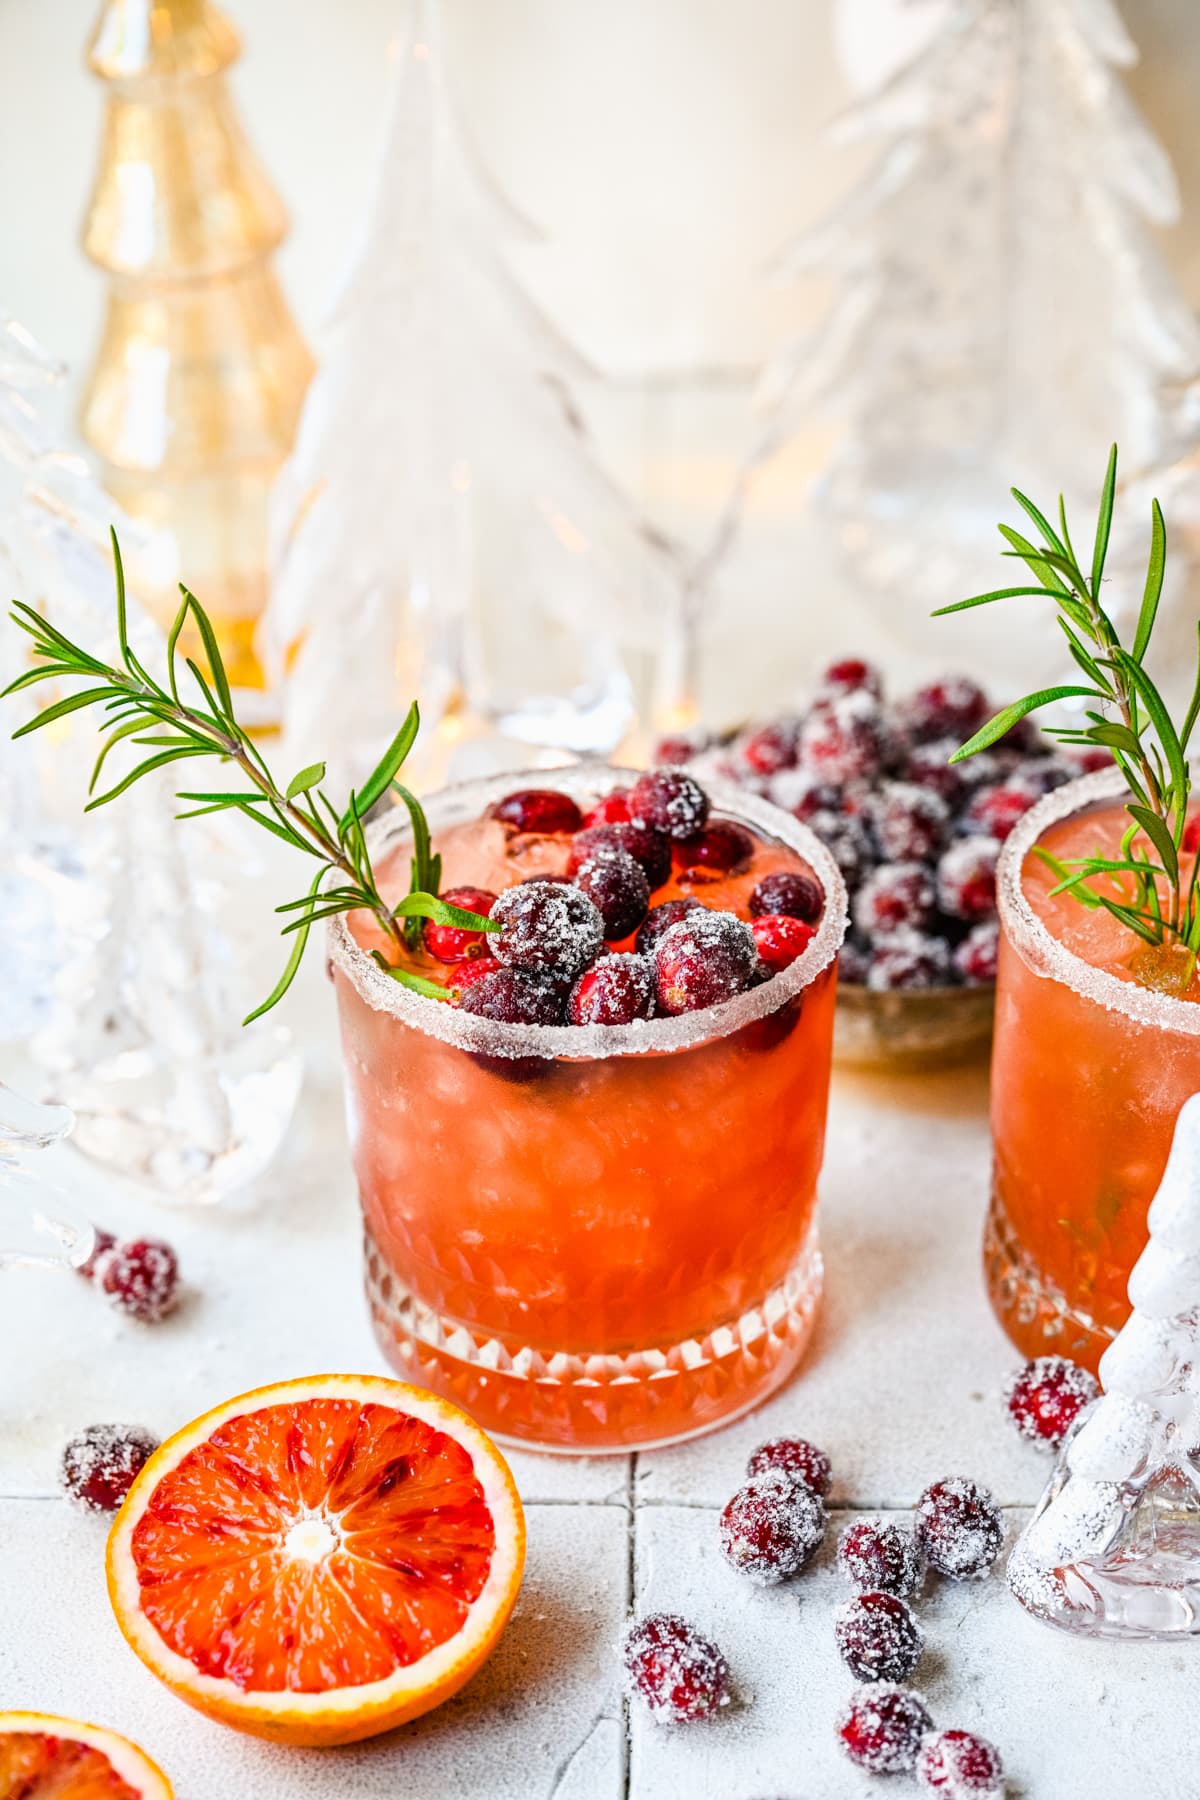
[629,769,710,840]
[1005,1355,1099,1449]
[451,955,503,999]
[963,784,1034,842]
[740,720,800,775]
[1067,745,1113,775]
[77,1225,117,1284]
[837,938,870,985]
[781,776,846,823]
[806,810,875,889]
[871,782,949,862]
[653,728,713,766]
[821,656,883,698]
[675,820,754,880]
[835,1592,924,1681]
[635,897,705,956]
[458,967,565,1028]
[719,1472,825,1584]
[937,839,999,922]
[837,1518,922,1597]
[837,1683,934,1775]
[491,880,604,980]
[899,676,990,745]
[916,1729,1005,1796]
[752,914,814,973]
[97,1238,180,1322]
[746,1436,832,1497]
[800,692,889,784]
[569,823,672,890]
[903,738,967,807]
[1184,814,1200,854]
[749,871,823,925]
[915,1477,1004,1581]
[489,788,583,834]
[1009,756,1074,798]
[60,1423,159,1513]
[953,920,999,985]
[568,954,656,1026]
[867,931,952,991]
[572,849,650,940]
[583,789,632,827]
[422,885,497,964]
[854,862,936,938]
[655,911,758,1015]
[621,1613,731,1723]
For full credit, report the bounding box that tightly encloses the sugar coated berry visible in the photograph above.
[1009,755,1073,798]
[953,920,999,986]
[867,930,953,991]
[489,787,583,834]
[584,789,632,827]
[96,1237,180,1322]
[719,1471,826,1584]
[749,870,823,925]
[807,810,875,889]
[963,784,1034,842]
[655,910,759,1015]
[835,1592,924,1682]
[1005,1356,1099,1449]
[752,914,814,974]
[573,848,651,940]
[636,897,705,956]
[459,966,565,1027]
[569,822,672,890]
[800,691,888,784]
[900,676,989,745]
[777,774,846,822]
[904,738,967,808]
[854,862,936,939]
[569,954,656,1026]
[629,768,710,840]
[621,1613,731,1724]
[61,1423,159,1513]
[837,1517,922,1597]
[838,937,870,985]
[837,1683,934,1775]
[675,820,755,880]
[491,879,604,980]
[746,1435,832,1496]
[937,839,999,922]
[915,1477,1004,1581]
[423,885,497,964]
[821,656,883,699]
[740,720,801,775]
[451,955,503,999]
[871,781,949,863]
[916,1728,1005,1797]
[653,728,713,766]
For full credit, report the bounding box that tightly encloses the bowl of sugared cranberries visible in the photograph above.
[660,661,1093,1071]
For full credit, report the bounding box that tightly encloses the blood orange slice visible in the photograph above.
[0,1713,171,1798]
[106,1374,525,1746]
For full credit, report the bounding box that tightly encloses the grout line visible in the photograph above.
[0,1490,1039,1511]
[620,1452,637,1800]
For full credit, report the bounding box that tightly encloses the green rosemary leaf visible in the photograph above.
[110,529,133,675]
[1132,499,1167,664]
[1094,895,1162,946]
[243,871,326,1024]
[1,661,81,694]
[343,703,420,829]
[1010,487,1067,556]
[930,586,1060,617]
[1113,649,1186,800]
[1032,845,1102,907]
[391,892,500,931]
[175,788,274,806]
[1058,494,1079,570]
[90,715,155,793]
[280,903,361,935]
[286,761,327,800]
[1087,721,1144,756]
[85,743,213,810]
[165,591,189,704]
[1091,444,1118,595]
[275,886,365,912]
[12,685,126,739]
[997,524,1071,598]
[1127,804,1179,884]
[178,584,233,719]
[1056,616,1111,690]
[949,686,1097,762]
[379,963,455,1002]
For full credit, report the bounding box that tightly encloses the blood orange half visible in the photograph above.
[106,1374,525,1746]
[0,1713,172,1799]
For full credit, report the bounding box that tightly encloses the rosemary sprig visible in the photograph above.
[934,446,1200,964]
[3,532,497,1020]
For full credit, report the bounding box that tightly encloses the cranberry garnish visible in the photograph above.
[806,810,875,889]
[821,656,883,698]
[583,789,632,827]
[800,692,889,783]
[77,1225,117,1284]
[450,955,503,999]
[899,675,990,744]
[490,879,604,980]
[422,885,497,964]
[746,1435,832,1497]
[489,787,583,834]
[635,897,705,956]
[740,720,800,775]
[953,920,999,985]
[1010,755,1074,798]
[782,776,846,823]
[719,1472,825,1584]
[963,783,1034,842]
[1182,814,1200,855]
[96,1237,180,1322]
[629,769,710,840]
[837,938,870,985]
[915,1477,1004,1581]
[751,914,814,974]
[916,1728,1005,1796]
[749,870,823,925]
[854,862,936,938]
[459,965,565,1027]
[675,820,754,880]
[835,1592,924,1681]
[936,839,1000,922]
[904,737,968,807]
[1005,1355,1099,1449]
[871,781,949,862]
[569,823,672,890]
[654,911,758,1015]
[621,1613,731,1724]
[60,1423,159,1513]
[1068,744,1114,775]
[867,931,952,990]
[568,954,655,1026]
[837,1518,922,1596]
[653,728,713,767]
[837,1683,934,1775]
[572,848,651,941]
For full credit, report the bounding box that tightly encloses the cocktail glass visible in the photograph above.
[328,766,847,1452]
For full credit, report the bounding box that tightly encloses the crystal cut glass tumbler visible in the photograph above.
[329,767,846,1452]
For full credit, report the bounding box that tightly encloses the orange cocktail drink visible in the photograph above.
[329,767,846,1452]
[987,769,1200,1369]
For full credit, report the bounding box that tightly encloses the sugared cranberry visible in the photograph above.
[821,656,883,699]
[751,914,814,973]
[1009,756,1074,798]
[746,1435,832,1497]
[572,849,650,941]
[800,692,889,784]
[96,1237,180,1322]
[915,1477,1004,1581]
[491,879,604,980]
[77,1226,117,1284]
[568,954,656,1026]
[653,728,713,767]
[655,911,758,1015]
[629,769,710,840]
[1067,745,1113,775]
[867,931,952,991]
[458,967,565,1028]
[953,920,999,985]
[1182,814,1200,854]
[963,784,1034,842]
[583,790,632,827]
[835,1592,924,1682]
[749,871,823,925]
[740,720,800,775]
[489,787,583,834]
[569,823,672,890]
[837,1683,934,1775]
[937,839,999,922]
[838,1518,922,1597]
[451,955,503,999]
[903,738,967,807]
[422,885,497,964]
[635,897,705,956]
[916,1729,1005,1797]
[806,810,875,889]
[899,676,989,745]
[675,820,754,880]
[838,938,870,984]
[60,1423,159,1513]
[1005,1356,1099,1449]
[719,1472,825,1584]
[779,775,846,823]
[621,1613,731,1724]
[854,862,936,939]
[871,782,949,862]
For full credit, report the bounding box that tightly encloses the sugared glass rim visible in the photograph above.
[998,766,1200,1034]
[327,764,848,1061]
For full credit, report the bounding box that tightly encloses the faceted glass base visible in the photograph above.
[364,1221,823,1453]
[983,1188,1116,1371]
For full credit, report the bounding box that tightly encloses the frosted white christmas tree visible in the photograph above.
[266,0,676,785]
[1009,1092,1200,1639]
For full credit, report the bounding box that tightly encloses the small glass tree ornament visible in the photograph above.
[1009,1092,1200,1638]
[0,1082,95,1274]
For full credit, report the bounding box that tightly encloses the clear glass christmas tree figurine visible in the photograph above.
[0,1081,95,1274]
[1009,1092,1200,1637]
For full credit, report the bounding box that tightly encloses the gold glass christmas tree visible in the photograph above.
[79,0,312,699]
